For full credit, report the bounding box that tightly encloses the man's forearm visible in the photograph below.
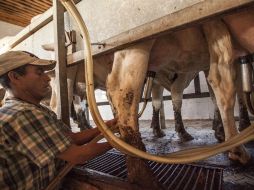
[66,128,101,145]
[66,118,117,145]
[84,142,112,161]
[58,142,112,164]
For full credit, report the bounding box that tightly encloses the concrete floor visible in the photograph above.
[139,120,254,190]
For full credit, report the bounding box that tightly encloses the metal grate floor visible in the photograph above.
[75,151,223,190]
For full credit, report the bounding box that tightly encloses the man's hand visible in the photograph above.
[90,118,119,143]
[105,118,118,128]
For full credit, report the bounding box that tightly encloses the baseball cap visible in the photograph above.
[0,51,56,76]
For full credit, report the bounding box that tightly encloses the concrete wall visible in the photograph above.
[73,0,203,46]
[0,21,23,39]
[0,0,241,120]
[10,0,204,58]
[0,21,23,49]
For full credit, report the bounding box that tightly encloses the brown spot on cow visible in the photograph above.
[124,91,134,105]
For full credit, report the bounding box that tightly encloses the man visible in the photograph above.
[0,51,115,190]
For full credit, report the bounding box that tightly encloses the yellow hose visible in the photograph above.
[60,0,254,164]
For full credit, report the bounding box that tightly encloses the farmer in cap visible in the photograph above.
[0,51,115,190]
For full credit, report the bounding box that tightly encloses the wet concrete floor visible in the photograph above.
[139,120,254,190]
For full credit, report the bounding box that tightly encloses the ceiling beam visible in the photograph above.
[0,0,81,27]
[35,0,52,7]
[4,0,46,14]
[0,6,36,19]
[0,11,28,26]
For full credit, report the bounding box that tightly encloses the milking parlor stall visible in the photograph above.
[1,0,254,189]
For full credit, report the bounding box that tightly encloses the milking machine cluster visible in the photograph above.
[138,71,156,117]
[239,53,254,114]
[143,71,156,100]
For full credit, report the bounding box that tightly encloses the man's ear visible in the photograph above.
[8,71,20,83]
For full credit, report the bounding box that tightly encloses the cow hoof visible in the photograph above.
[178,132,194,142]
[228,147,251,165]
[153,129,166,138]
[214,126,225,142]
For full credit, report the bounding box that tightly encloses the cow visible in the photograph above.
[44,43,198,139]
[151,69,251,142]
[48,51,235,142]
[151,71,197,140]
[106,11,253,187]
[42,39,249,142]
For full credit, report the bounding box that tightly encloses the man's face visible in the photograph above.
[18,65,51,102]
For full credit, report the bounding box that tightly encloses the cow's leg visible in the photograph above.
[107,41,164,189]
[73,95,91,130]
[74,64,92,130]
[223,10,254,131]
[160,100,166,129]
[151,82,165,137]
[66,65,78,114]
[171,93,193,142]
[203,20,251,164]
[53,79,73,118]
[205,68,250,141]
[205,76,225,142]
[50,66,77,122]
[50,78,57,113]
[170,75,194,142]
[156,72,194,141]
